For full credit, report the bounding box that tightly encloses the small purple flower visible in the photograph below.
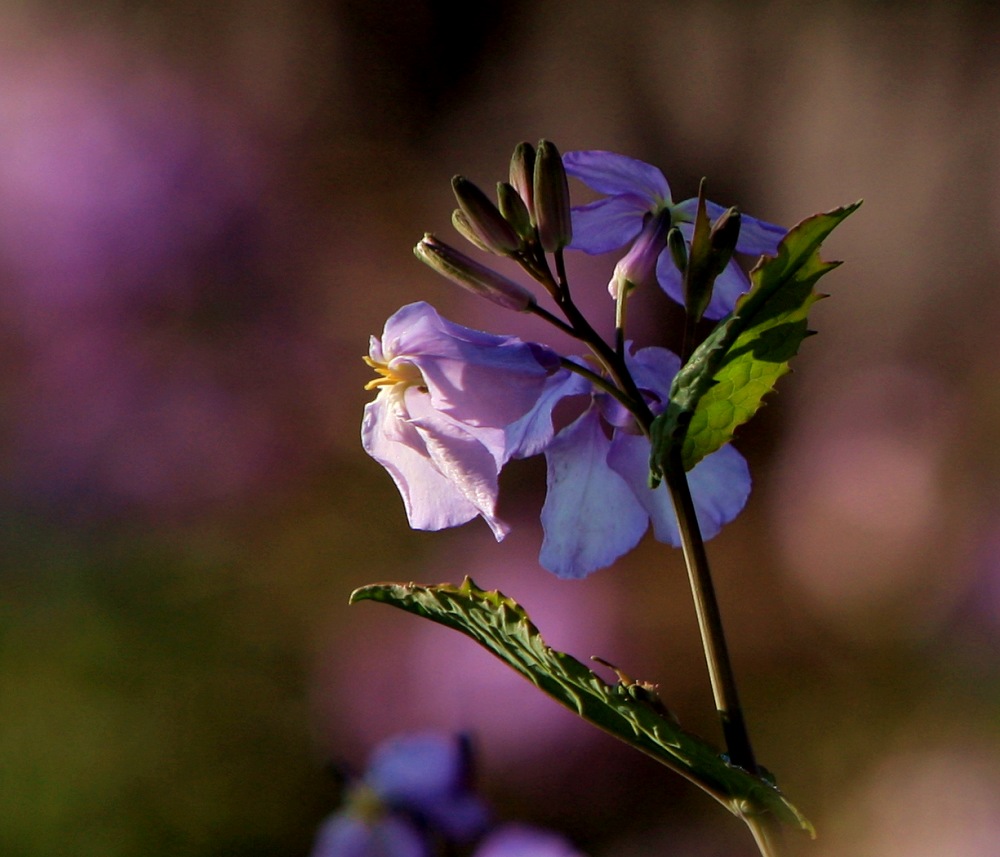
[537,346,750,578]
[364,732,489,840]
[311,813,428,857]
[362,302,564,539]
[310,733,490,857]
[474,824,586,857]
[563,150,785,319]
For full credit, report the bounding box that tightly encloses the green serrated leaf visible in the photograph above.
[650,201,861,481]
[350,577,814,835]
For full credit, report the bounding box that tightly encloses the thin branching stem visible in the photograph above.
[526,302,577,337]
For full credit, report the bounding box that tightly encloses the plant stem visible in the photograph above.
[746,815,784,857]
[663,450,782,856]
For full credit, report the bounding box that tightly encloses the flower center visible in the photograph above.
[363,355,424,391]
[345,783,386,823]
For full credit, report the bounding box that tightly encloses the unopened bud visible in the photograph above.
[708,207,741,276]
[415,234,535,312]
[684,179,715,324]
[509,142,536,223]
[452,209,492,253]
[497,182,534,241]
[533,140,572,253]
[667,226,688,274]
[452,175,521,255]
[608,209,671,299]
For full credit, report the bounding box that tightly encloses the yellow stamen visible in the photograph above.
[363,355,423,390]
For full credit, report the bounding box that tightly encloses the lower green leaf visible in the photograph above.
[350,577,814,836]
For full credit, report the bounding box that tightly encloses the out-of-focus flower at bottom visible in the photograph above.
[311,732,488,857]
[311,732,587,857]
[474,824,586,857]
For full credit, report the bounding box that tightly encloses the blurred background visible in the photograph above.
[3,1,1000,855]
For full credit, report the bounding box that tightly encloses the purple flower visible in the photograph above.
[362,302,564,539]
[563,150,785,319]
[537,346,750,578]
[311,813,428,857]
[474,824,586,857]
[310,733,490,857]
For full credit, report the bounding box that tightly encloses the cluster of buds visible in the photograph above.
[416,141,746,346]
[414,140,574,311]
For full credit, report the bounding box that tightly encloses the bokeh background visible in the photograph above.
[4,1,1000,855]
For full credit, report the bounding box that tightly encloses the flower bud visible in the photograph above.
[667,226,688,274]
[684,179,715,324]
[415,234,535,312]
[708,206,741,276]
[496,181,534,241]
[452,208,491,253]
[608,209,671,299]
[451,175,521,255]
[533,140,572,252]
[509,142,536,223]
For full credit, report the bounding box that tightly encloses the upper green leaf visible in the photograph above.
[650,202,861,482]
[350,577,814,835]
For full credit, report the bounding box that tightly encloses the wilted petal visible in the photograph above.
[563,150,670,201]
[366,733,490,843]
[310,813,428,857]
[474,824,586,857]
[568,195,647,255]
[540,407,648,578]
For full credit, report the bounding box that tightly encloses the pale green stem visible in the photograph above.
[615,281,631,357]
[663,449,782,857]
